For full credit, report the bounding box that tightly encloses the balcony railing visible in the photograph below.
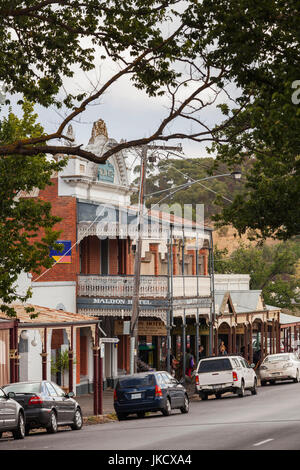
[77,275,210,299]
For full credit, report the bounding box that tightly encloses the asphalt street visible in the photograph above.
[1,381,300,451]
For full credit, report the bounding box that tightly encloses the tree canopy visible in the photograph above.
[0,101,65,317]
[1,0,299,180]
[132,156,245,220]
[214,240,300,310]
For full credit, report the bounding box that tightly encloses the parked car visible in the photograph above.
[259,353,300,385]
[113,371,189,420]
[2,381,83,434]
[0,387,25,440]
[195,355,257,399]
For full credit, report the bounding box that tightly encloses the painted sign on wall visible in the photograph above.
[98,162,115,183]
[50,240,72,263]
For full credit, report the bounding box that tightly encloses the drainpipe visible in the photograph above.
[195,234,200,365]
[182,232,186,383]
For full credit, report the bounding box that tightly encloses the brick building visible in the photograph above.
[25,119,212,387]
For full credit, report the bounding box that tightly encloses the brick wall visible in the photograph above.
[31,178,78,283]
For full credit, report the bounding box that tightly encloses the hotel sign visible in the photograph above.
[77,297,168,309]
[114,320,167,336]
[98,162,114,183]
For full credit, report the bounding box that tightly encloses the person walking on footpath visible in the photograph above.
[185,347,195,378]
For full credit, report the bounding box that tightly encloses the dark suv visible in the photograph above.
[114,371,189,420]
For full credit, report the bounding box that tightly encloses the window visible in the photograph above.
[156,374,164,386]
[232,359,241,368]
[0,388,5,398]
[45,382,58,397]
[161,373,172,384]
[264,354,290,363]
[51,382,66,397]
[3,382,41,394]
[117,374,156,389]
[198,358,232,373]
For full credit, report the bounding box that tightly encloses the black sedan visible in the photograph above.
[2,381,82,435]
[114,371,189,420]
[0,387,25,439]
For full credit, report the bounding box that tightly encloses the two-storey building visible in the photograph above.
[27,119,212,389]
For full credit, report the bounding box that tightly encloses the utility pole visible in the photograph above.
[209,231,215,356]
[130,143,182,374]
[130,146,147,374]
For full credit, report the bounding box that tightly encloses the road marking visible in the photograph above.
[253,438,274,447]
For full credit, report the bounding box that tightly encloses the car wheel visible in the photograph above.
[180,395,189,414]
[293,370,300,383]
[261,380,267,386]
[162,398,171,416]
[251,378,257,395]
[71,408,83,430]
[117,413,127,421]
[215,393,222,399]
[12,412,25,440]
[238,380,245,397]
[199,392,208,400]
[137,412,145,419]
[46,410,58,434]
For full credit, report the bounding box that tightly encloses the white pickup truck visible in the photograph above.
[195,356,257,400]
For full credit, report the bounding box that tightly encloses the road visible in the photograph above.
[1,381,300,451]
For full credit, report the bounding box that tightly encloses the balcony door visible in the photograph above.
[100,238,109,275]
[80,235,109,275]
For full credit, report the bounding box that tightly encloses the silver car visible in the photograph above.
[0,387,25,439]
[259,353,300,386]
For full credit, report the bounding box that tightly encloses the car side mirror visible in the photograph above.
[250,363,255,368]
[7,391,16,399]
[66,391,75,398]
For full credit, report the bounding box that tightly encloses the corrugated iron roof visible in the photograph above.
[280,312,300,325]
[0,304,96,325]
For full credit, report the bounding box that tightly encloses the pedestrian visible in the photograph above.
[219,341,227,356]
[253,348,262,371]
[199,345,206,359]
[185,347,195,377]
[165,350,178,377]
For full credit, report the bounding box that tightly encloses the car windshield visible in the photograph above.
[118,374,155,389]
[264,355,290,363]
[3,382,41,394]
[198,358,232,373]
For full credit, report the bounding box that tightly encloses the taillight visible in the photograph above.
[155,385,162,397]
[195,375,199,385]
[232,371,238,381]
[28,395,43,405]
[113,389,117,401]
